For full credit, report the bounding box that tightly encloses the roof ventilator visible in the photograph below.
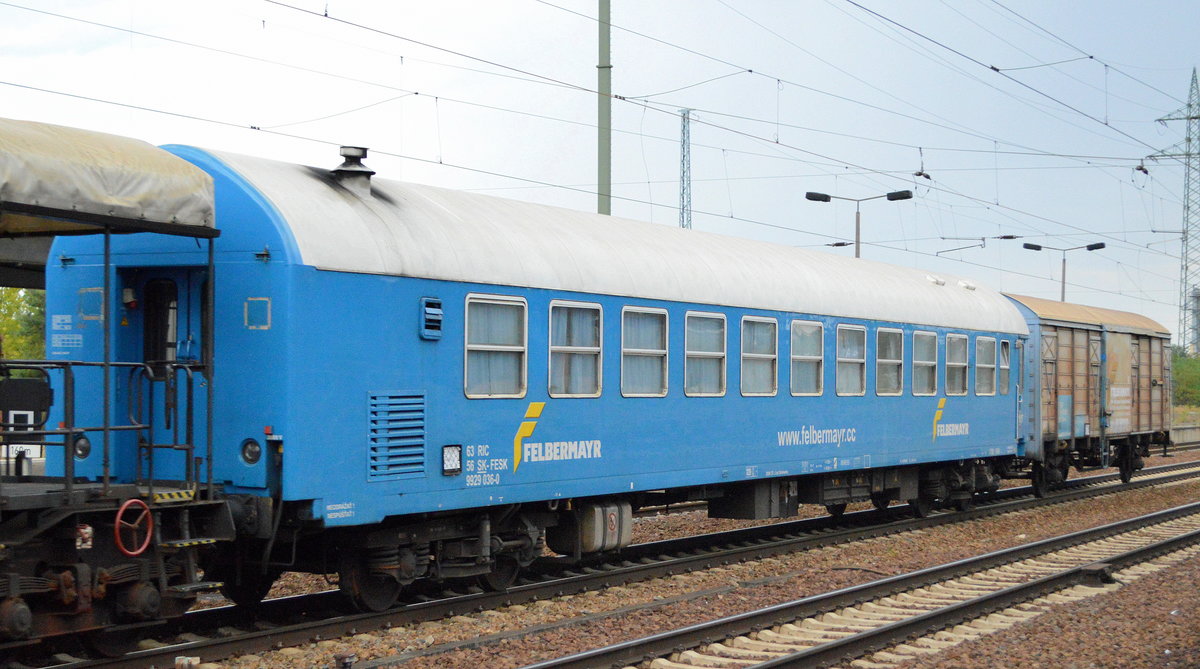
[332,146,375,198]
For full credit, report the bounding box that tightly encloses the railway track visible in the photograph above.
[45,460,1200,668]
[530,502,1200,669]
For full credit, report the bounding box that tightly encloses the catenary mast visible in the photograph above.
[1153,68,1200,352]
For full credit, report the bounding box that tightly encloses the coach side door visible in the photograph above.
[119,267,208,484]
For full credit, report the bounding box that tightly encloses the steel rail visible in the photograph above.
[756,525,1200,668]
[522,501,1200,669]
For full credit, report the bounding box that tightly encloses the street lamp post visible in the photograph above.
[1022,242,1106,302]
[805,190,913,258]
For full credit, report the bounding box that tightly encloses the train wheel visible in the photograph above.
[339,558,401,612]
[477,556,521,592]
[1118,447,1135,484]
[953,496,975,512]
[907,498,932,518]
[870,494,890,511]
[1031,463,1049,498]
[212,568,280,609]
[824,503,847,519]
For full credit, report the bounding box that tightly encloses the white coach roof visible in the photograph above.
[212,149,1027,334]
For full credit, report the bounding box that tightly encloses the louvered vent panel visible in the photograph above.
[368,393,425,479]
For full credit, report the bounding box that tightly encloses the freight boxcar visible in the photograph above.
[1006,294,1171,490]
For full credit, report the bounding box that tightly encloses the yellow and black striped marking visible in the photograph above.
[149,488,196,504]
[159,538,217,549]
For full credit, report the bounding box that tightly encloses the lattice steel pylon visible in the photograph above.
[1152,68,1200,352]
[679,108,692,229]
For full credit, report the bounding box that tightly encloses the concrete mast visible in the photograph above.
[597,0,612,215]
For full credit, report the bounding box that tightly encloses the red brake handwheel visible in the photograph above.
[114,498,153,557]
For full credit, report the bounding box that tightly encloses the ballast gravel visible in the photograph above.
[210,454,1200,669]
[906,553,1200,669]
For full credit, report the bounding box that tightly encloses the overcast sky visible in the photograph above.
[2,1,1197,333]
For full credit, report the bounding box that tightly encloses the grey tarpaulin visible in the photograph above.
[0,117,217,287]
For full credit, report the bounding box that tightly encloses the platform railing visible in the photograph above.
[132,362,203,499]
[0,359,206,504]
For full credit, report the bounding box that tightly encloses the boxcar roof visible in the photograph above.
[1005,294,1169,337]
[211,149,1028,334]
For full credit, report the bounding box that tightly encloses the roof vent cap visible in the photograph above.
[332,146,375,198]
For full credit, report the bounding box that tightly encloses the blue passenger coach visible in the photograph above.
[47,143,1031,610]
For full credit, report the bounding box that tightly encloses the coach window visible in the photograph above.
[622,307,668,397]
[975,336,997,395]
[876,328,903,396]
[741,317,778,396]
[836,325,866,396]
[549,301,602,397]
[913,331,937,396]
[946,334,968,396]
[790,321,823,396]
[465,295,527,398]
[998,340,1011,395]
[685,312,726,396]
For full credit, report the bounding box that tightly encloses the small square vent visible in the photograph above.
[420,297,443,340]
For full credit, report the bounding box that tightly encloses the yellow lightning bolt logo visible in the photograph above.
[513,402,545,472]
[932,397,946,442]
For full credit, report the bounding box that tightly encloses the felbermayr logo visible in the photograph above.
[932,398,970,442]
[511,402,602,472]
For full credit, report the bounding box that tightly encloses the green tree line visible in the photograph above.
[0,288,44,360]
[1173,347,1200,406]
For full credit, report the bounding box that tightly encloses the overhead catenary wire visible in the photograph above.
[842,0,1173,156]
[0,77,1173,306]
[45,0,1170,260]
[4,2,1174,181]
[534,0,1156,168]
[994,56,1093,72]
[529,0,1188,226]
[1,3,1182,310]
[823,0,1155,154]
[986,0,1186,105]
[11,0,1184,240]
[4,2,1131,180]
[936,2,1162,114]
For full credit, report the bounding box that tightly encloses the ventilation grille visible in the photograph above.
[368,393,425,479]
[420,297,443,340]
